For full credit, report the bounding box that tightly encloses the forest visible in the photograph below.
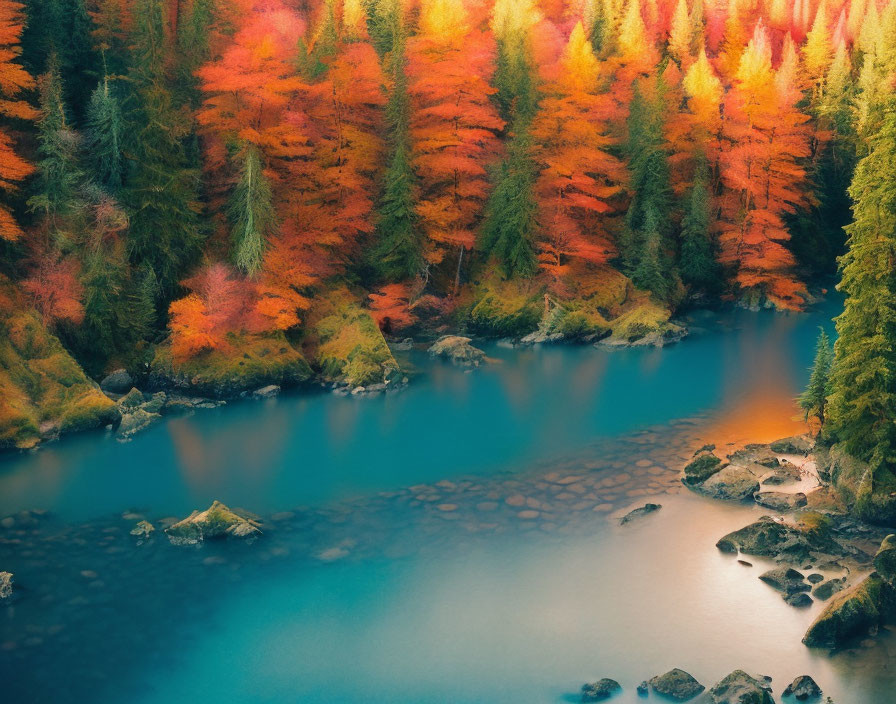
[0,0,894,471]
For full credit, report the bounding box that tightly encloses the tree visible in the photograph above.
[531,22,624,281]
[827,105,896,476]
[20,253,84,324]
[85,77,125,193]
[229,145,276,276]
[407,0,504,294]
[0,0,36,242]
[678,159,719,293]
[800,328,833,424]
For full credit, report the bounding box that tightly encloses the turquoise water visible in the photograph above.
[7,298,894,704]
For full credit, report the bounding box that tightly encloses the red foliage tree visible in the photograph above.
[21,255,85,325]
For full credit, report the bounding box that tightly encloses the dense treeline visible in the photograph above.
[0,0,892,378]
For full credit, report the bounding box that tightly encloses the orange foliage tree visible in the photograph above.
[406,0,504,293]
[718,22,812,308]
[531,22,625,281]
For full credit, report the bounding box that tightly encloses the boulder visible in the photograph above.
[428,335,486,367]
[785,593,813,608]
[165,501,262,545]
[759,567,808,593]
[117,408,161,439]
[872,534,896,582]
[693,462,763,501]
[142,392,166,414]
[648,668,705,701]
[807,573,824,584]
[252,385,281,399]
[100,368,134,394]
[770,436,815,455]
[803,574,896,647]
[118,387,145,409]
[683,451,724,485]
[761,465,803,486]
[581,678,621,702]
[621,503,662,524]
[731,444,780,468]
[709,670,774,704]
[782,675,822,700]
[0,571,12,599]
[715,517,843,562]
[812,578,846,601]
[754,491,808,512]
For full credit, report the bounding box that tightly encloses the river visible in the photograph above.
[2,298,894,703]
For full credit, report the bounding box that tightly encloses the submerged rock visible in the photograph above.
[581,678,621,702]
[165,501,262,545]
[637,681,649,697]
[251,385,280,399]
[812,578,847,601]
[428,335,486,367]
[129,520,155,539]
[620,503,662,524]
[754,491,808,512]
[648,668,705,701]
[709,670,774,704]
[785,592,813,608]
[803,574,896,648]
[0,571,12,599]
[783,675,822,700]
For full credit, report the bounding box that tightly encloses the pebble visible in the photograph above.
[517,510,540,519]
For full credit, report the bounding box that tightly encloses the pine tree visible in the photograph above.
[827,105,896,477]
[85,77,124,193]
[800,328,833,423]
[230,145,276,276]
[678,160,719,292]
[125,0,203,300]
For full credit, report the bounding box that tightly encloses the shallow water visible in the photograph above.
[4,298,895,703]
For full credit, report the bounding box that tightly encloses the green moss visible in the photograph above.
[803,575,896,647]
[0,276,119,450]
[826,444,896,525]
[305,288,399,387]
[683,453,723,485]
[151,331,312,398]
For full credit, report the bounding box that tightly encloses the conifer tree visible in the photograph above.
[827,105,896,478]
[678,159,719,293]
[230,145,276,276]
[800,328,833,423]
[85,77,124,193]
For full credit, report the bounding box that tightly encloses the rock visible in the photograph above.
[812,578,846,601]
[252,385,281,399]
[648,668,705,701]
[118,387,145,409]
[715,517,843,562]
[783,675,822,700]
[621,503,662,524]
[709,670,774,704]
[129,520,155,538]
[731,444,780,468]
[117,408,161,439]
[872,534,896,582]
[100,369,134,394]
[759,567,808,593]
[142,392,166,414]
[785,593,813,608]
[770,436,815,455]
[165,501,262,545]
[428,335,486,367]
[754,491,808,512]
[807,573,824,584]
[691,462,763,501]
[0,572,12,599]
[761,465,803,486]
[803,574,896,647]
[581,678,621,702]
[637,681,649,697]
[683,452,724,485]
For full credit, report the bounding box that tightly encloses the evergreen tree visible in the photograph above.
[827,104,896,488]
[230,146,276,276]
[372,19,421,281]
[800,328,833,423]
[85,78,124,193]
[678,161,719,292]
[622,81,674,298]
[124,0,203,300]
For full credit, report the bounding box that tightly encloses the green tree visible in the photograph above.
[85,78,125,192]
[372,21,421,281]
[230,145,276,276]
[800,328,834,423]
[678,161,719,292]
[827,105,896,488]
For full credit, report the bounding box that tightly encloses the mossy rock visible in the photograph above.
[683,453,724,485]
[0,276,119,450]
[825,444,896,525]
[165,500,262,545]
[305,288,400,387]
[465,275,543,338]
[803,574,896,648]
[150,332,311,399]
[607,295,683,344]
[873,535,896,582]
